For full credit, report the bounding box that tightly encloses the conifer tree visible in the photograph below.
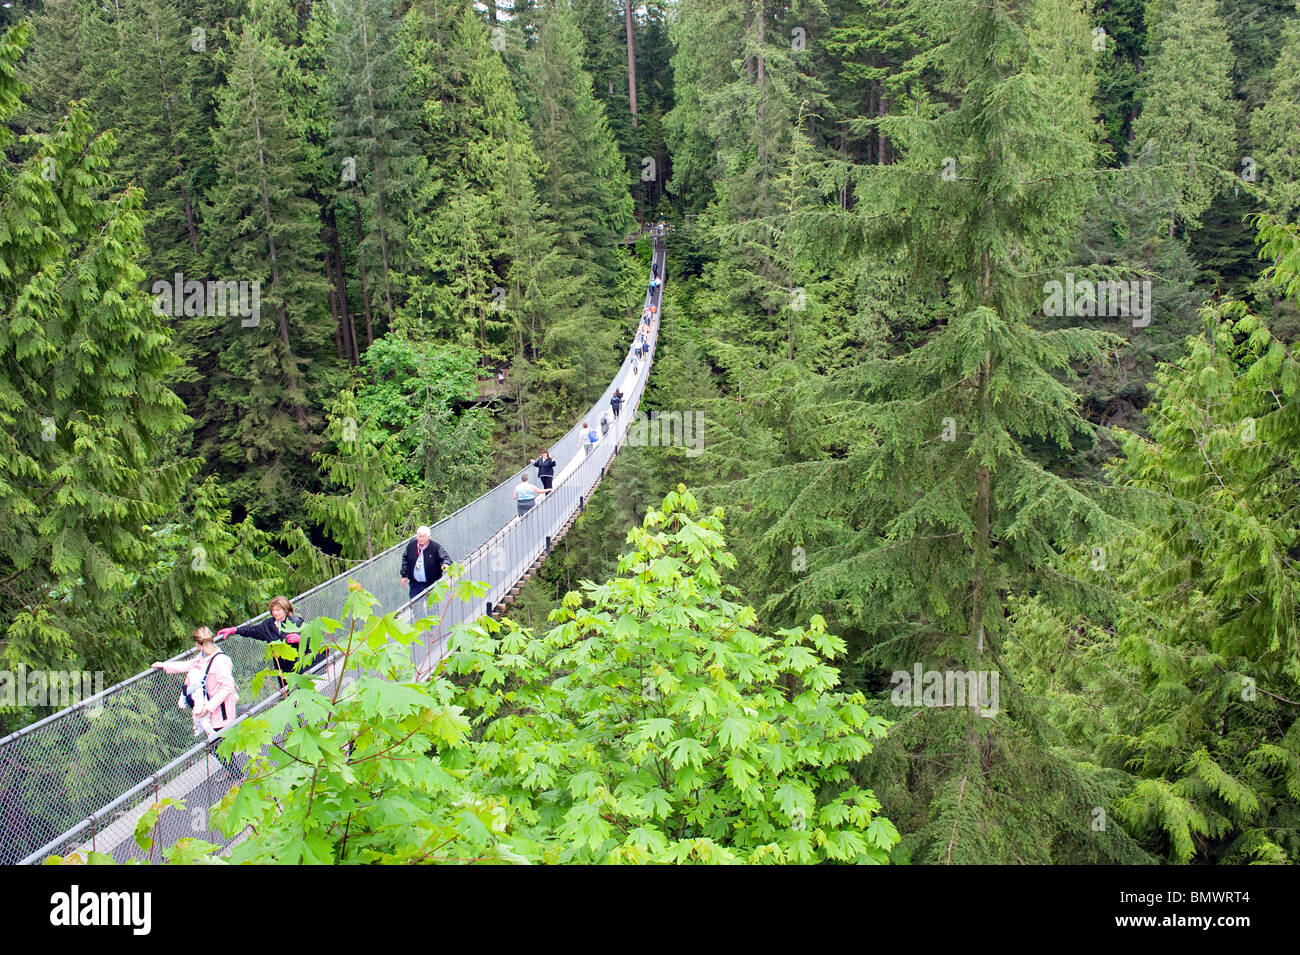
[1249,19,1300,221]
[1039,217,1300,864]
[199,9,336,526]
[734,0,1151,863]
[1132,0,1238,235]
[665,0,838,392]
[401,4,519,358]
[328,0,417,330]
[0,26,276,704]
[1102,298,1300,863]
[13,0,93,137]
[402,2,623,442]
[305,389,413,560]
[819,0,924,166]
[91,0,212,279]
[520,3,634,290]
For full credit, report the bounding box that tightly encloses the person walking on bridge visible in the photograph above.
[514,473,548,517]
[216,596,305,698]
[400,526,452,603]
[611,389,623,419]
[533,449,556,490]
[152,626,238,741]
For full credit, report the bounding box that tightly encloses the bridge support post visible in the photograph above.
[545,535,552,555]
[579,495,584,513]
[486,601,493,618]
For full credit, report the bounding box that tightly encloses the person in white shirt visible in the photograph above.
[399,526,452,601]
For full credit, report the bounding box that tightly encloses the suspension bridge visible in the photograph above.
[0,233,667,865]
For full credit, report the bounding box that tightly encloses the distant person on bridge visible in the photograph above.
[216,596,305,698]
[152,626,238,741]
[611,389,623,418]
[400,526,452,603]
[579,421,594,457]
[514,473,548,516]
[533,449,556,490]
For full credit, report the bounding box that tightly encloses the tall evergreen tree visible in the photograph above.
[92,0,212,278]
[328,0,418,332]
[736,0,1151,863]
[1102,298,1300,863]
[199,9,336,525]
[13,0,93,138]
[305,389,412,560]
[1250,19,1300,221]
[520,3,634,289]
[0,26,277,720]
[1131,0,1238,235]
[401,2,623,452]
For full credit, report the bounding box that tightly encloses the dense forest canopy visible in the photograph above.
[2,0,1299,865]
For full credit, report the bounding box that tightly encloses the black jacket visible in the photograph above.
[533,454,556,479]
[236,614,304,644]
[400,538,452,582]
[236,614,312,673]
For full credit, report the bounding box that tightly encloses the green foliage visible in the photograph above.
[0,23,285,733]
[91,0,212,279]
[326,0,417,328]
[356,334,491,517]
[1096,293,1300,863]
[444,486,899,863]
[165,487,900,864]
[1132,0,1239,234]
[198,7,337,527]
[1251,20,1300,221]
[520,3,635,290]
[305,389,413,560]
[202,579,526,864]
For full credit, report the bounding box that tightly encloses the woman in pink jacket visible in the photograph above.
[152,627,239,740]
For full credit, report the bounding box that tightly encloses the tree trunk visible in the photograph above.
[972,247,993,654]
[877,84,887,165]
[351,196,374,353]
[329,288,343,359]
[151,19,201,255]
[327,206,356,364]
[361,10,396,323]
[249,68,309,431]
[624,0,638,128]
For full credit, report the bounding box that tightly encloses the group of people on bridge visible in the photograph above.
[147,246,663,751]
[149,593,307,748]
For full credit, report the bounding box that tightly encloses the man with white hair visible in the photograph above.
[400,525,452,602]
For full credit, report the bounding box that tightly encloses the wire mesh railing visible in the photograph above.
[2,235,665,865]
